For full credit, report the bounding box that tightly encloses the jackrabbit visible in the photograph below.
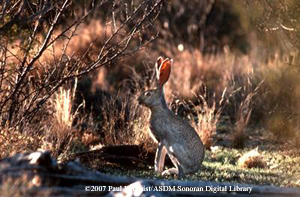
[138,57,205,178]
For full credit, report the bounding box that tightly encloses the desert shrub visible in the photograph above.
[232,80,263,148]
[260,61,300,140]
[192,90,226,149]
[0,0,163,159]
[0,128,41,159]
[0,0,162,130]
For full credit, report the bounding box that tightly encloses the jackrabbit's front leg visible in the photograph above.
[155,142,167,174]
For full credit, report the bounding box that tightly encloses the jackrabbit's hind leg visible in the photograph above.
[168,144,187,178]
[162,151,185,178]
[178,165,185,178]
[155,143,167,174]
[161,163,185,178]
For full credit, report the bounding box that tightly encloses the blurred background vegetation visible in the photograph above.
[1,0,300,161]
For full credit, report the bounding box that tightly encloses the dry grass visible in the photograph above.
[131,101,156,152]
[99,94,132,145]
[232,80,263,148]
[261,58,300,142]
[37,80,86,159]
[0,128,41,159]
[238,147,267,169]
[164,47,253,101]
[190,88,227,149]
[50,84,76,129]
[98,84,156,152]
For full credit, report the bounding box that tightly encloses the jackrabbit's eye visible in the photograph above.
[145,92,151,97]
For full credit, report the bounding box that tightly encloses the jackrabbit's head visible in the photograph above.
[138,57,172,108]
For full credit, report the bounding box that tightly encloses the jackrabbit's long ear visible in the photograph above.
[158,59,172,87]
[155,56,164,80]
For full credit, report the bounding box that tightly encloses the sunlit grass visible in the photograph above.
[99,146,300,187]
